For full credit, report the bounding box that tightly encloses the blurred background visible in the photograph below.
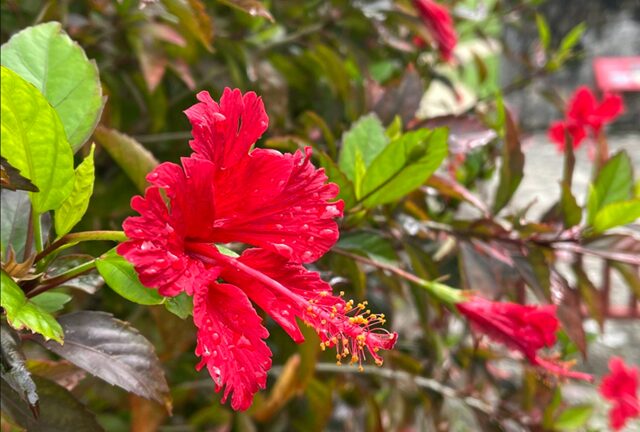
[1,1,638,431]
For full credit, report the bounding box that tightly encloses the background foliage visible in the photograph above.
[1,0,639,431]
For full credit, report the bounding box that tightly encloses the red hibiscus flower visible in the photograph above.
[600,357,640,431]
[548,86,624,151]
[456,296,592,381]
[412,0,458,62]
[118,88,397,411]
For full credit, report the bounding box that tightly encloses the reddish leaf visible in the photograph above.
[422,115,497,154]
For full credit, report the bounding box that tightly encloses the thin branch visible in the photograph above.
[332,248,463,304]
[26,260,97,298]
[306,363,493,415]
[333,247,425,286]
[133,131,192,144]
[35,230,127,263]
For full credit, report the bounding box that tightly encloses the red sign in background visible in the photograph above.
[593,57,640,92]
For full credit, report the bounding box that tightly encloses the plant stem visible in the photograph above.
[26,260,97,298]
[35,230,127,263]
[23,205,35,261]
[31,210,43,254]
[332,248,463,304]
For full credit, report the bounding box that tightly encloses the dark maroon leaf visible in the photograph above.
[513,246,551,299]
[1,375,103,432]
[1,322,38,416]
[28,360,86,391]
[550,272,587,356]
[573,264,604,327]
[422,115,497,154]
[1,190,32,259]
[34,311,171,411]
[493,107,524,212]
[372,67,424,125]
[425,174,490,215]
[0,156,38,192]
[459,241,522,298]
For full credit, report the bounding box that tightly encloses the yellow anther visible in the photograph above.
[358,365,364,372]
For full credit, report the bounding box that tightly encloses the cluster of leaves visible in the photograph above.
[1,0,638,431]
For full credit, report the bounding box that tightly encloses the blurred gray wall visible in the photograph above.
[501,0,640,130]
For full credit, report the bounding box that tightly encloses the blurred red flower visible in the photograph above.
[599,357,640,431]
[457,296,592,381]
[548,86,624,151]
[412,0,457,61]
[118,88,397,410]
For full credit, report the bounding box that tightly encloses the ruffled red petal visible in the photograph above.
[194,282,272,411]
[413,0,458,61]
[567,86,597,123]
[600,357,640,430]
[215,248,397,366]
[594,93,625,126]
[184,88,268,169]
[118,185,219,296]
[210,147,343,263]
[457,297,558,362]
[457,297,594,381]
[548,121,567,150]
[221,248,340,342]
[119,159,222,296]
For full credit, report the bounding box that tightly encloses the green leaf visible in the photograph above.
[493,105,524,212]
[338,114,388,188]
[54,145,95,237]
[164,293,193,319]
[535,13,551,50]
[30,292,72,313]
[1,190,31,259]
[592,198,640,233]
[214,244,240,257]
[359,128,448,207]
[553,404,593,430]
[337,231,398,265]
[0,270,63,343]
[94,126,159,193]
[560,182,581,227]
[0,66,75,213]
[559,23,586,54]
[587,151,633,224]
[217,0,274,22]
[311,44,351,102]
[1,22,104,152]
[163,0,214,51]
[1,375,105,432]
[96,248,164,305]
[316,151,356,209]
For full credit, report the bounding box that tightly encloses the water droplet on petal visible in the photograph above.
[320,229,335,237]
[273,243,293,256]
